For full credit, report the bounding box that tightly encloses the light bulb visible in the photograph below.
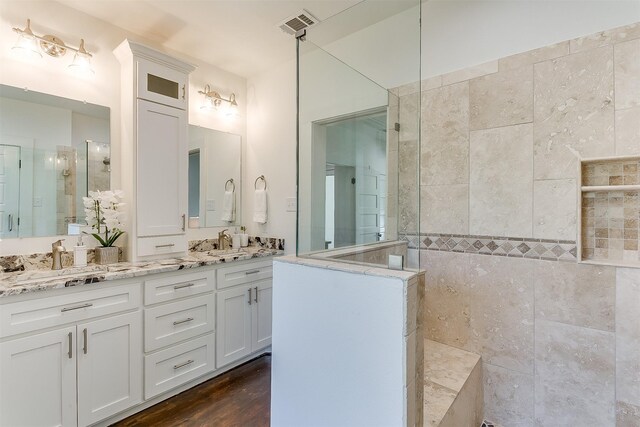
[68,51,94,76]
[12,20,42,60]
[226,101,238,117]
[201,96,217,110]
[225,93,239,117]
[68,39,94,76]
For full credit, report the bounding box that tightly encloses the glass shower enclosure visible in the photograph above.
[296,0,421,268]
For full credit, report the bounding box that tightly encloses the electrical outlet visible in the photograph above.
[286,197,296,212]
[206,200,215,211]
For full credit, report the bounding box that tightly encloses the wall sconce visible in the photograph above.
[11,19,95,76]
[198,84,239,116]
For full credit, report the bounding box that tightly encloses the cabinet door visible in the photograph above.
[137,99,187,237]
[216,286,252,368]
[137,58,188,110]
[77,311,142,427]
[251,279,273,352]
[0,327,77,427]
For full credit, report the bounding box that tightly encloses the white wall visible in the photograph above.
[245,56,297,254]
[271,260,407,426]
[0,0,247,254]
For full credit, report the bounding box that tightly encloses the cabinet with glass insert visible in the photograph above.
[579,156,640,267]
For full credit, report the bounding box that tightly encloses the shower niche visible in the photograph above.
[579,156,640,267]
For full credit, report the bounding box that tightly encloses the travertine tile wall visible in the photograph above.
[395,22,640,427]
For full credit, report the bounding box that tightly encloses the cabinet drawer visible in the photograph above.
[137,58,188,110]
[216,260,273,290]
[0,283,141,338]
[144,295,214,351]
[144,333,215,399]
[137,235,187,257]
[145,270,214,306]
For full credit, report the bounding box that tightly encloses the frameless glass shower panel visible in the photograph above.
[296,0,421,268]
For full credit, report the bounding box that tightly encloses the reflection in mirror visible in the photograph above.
[323,111,387,250]
[188,125,241,228]
[0,84,110,239]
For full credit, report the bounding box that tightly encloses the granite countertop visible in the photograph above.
[0,247,281,298]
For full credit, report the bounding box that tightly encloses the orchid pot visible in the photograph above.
[83,190,126,265]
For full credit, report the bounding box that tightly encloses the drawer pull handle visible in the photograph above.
[254,286,258,303]
[182,214,186,232]
[173,317,194,326]
[174,283,195,290]
[174,359,193,370]
[61,303,93,312]
[83,328,88,354]
[155,244,175,248]
[245,270,260,275]
[68,332,73,359]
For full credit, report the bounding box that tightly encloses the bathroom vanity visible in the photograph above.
[0,248,278,426]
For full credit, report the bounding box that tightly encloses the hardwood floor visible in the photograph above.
[113,355,271,427]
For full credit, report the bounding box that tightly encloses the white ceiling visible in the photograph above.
[55,0,364,78]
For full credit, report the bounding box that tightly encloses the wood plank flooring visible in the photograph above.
[112,355,271,427]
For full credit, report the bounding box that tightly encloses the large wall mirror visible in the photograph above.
[0,84,110,239]
[188,125,241,228]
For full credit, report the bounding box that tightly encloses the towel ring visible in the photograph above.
[225,178,235,192]
[254,175,267,190]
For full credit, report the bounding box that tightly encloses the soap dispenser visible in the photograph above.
[74,235,87,267]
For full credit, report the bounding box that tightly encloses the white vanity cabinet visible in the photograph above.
[142,270,217,399]
[0,256,276,426]
[0,283,143,427]
[114,40,195,262]
[216,260,273,367]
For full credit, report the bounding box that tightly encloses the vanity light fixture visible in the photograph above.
[198,84,239,116]
[11,19,95,75]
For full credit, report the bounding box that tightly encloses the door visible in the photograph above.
[251,279,273,352]
[77,311,142,426]
[137,99,187,237]
[0,327,77,427]
[356,168,383,244]
[216,286,252,368]
[0,145,20,238]
[333,165,356,247]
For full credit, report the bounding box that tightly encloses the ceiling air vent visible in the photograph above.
[278,9,319,35]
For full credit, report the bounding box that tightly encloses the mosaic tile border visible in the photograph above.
[400,233,577,262]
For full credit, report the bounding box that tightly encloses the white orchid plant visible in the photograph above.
[83,190,126,247]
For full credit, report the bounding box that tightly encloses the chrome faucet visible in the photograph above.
[51,239,66,270]
[218,229,232,250]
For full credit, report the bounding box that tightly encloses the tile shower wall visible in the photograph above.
[395,22,640,426]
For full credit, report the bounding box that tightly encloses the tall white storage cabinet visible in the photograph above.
[114,40,195,262]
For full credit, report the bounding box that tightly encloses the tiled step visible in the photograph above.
[424,339,483,427]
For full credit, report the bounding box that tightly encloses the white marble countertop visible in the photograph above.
[0,247,281,298]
